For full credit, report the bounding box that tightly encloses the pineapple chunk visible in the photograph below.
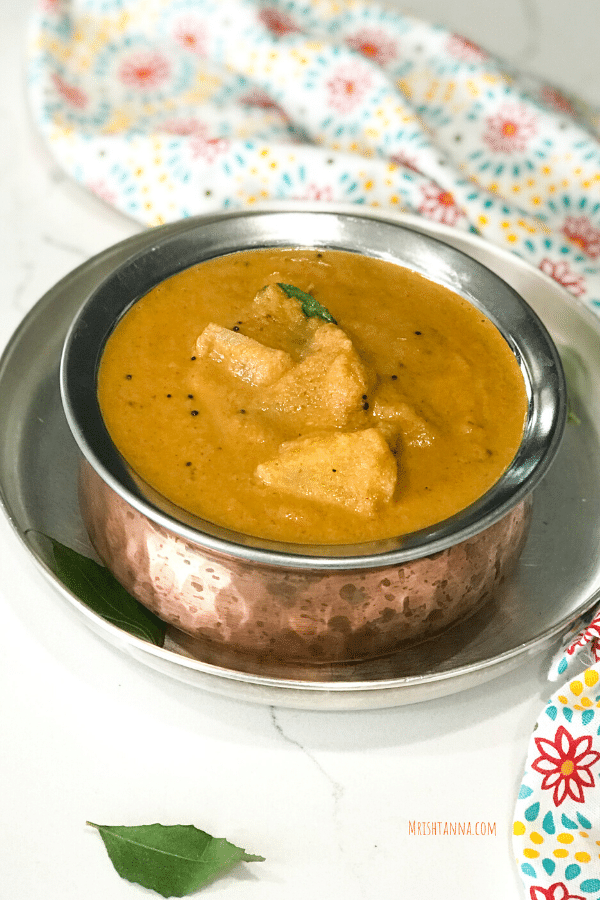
[196,323,293,386]
[255,428,397,515]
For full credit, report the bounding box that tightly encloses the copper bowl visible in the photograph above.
[60,210,566,663]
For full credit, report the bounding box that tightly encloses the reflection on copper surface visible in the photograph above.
[79,461,532,664]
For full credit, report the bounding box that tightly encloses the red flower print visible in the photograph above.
[190,134,230,162]
[118,51,170,89]
[241,88,275,110]
[87,179,117,205]
[298,184,334,201]
[389,151,420,173]
[51,72,88,109]
[483,102,538,152]
[531,724,600,806]
[565,609,600,658]
[530,881,585,900]
[561,215,600,259]
[258,8,300,37]
[160,117,203,136]
[446,34,487,62]
[327,64,373,114]
[240,88,284,114]
[419,184,465,227]
[159,117,229,160]
[173,16,208,56]
[540,86,577,118]
[539,258,586,297]
[346,28,398,67]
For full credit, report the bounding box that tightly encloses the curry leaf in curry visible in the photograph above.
[86,822,265,897]
[277,282,337,324]
[40,535,166,646]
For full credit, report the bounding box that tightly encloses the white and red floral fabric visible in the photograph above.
[26,1,600,896]
[514,619,600,899]
[28,0,600,309]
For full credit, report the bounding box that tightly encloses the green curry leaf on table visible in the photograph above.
[87,822,265,897]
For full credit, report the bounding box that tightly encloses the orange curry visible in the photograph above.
[97,248,528,544]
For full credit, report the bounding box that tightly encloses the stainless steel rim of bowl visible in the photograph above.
[59,210,567,569]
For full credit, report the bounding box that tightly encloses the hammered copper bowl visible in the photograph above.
[60,210,566,663]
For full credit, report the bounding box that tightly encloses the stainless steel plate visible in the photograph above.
[1,206,600,709]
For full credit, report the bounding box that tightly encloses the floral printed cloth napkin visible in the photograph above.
[26,1,600,897]
[513,619,600,900]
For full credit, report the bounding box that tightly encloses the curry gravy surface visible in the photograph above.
[97,248,528,544]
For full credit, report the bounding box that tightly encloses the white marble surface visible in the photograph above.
[1,1,600,898]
